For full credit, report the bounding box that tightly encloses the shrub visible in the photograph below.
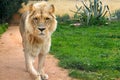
[0,0,28,23]
[110,9,120,21]
[114,9,120,20]
[71,0,110,26]
[56,14,70,23]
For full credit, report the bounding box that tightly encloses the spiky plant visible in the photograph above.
[71,0,111,25]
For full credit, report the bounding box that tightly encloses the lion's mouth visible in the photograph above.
[39,32,45,35]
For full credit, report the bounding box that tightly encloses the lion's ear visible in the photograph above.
[49,4,55,13]
[29,4,35,12]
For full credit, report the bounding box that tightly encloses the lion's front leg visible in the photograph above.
[38,53,48,80]
[24,52,41,80]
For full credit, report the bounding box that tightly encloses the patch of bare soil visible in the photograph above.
[0,26,76,80]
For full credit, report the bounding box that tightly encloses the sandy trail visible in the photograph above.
[0,26,74,80]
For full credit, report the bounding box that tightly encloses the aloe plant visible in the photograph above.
[71,0,111,25]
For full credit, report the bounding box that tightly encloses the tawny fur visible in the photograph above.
[19,1,57,80]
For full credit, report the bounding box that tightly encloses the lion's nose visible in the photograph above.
[38,27,45,32]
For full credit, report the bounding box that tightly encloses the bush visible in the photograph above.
[0,0,28,23]
[56,14,70,23]
[114,9,120,20]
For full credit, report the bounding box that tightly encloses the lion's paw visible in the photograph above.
[35,76,42,80]
[41,74,49,80]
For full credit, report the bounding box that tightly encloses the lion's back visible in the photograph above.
[19,12,28,37]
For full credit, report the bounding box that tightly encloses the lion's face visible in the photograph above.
[26,2,57,38]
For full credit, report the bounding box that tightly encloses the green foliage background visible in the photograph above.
[0,0,28,23]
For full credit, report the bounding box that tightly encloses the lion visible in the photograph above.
[19,1,57,80]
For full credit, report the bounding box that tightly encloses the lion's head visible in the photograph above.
[25,1,57,39]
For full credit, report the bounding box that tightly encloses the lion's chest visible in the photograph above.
[27,40,51,57]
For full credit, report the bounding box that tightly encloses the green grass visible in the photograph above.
[50,21,120,80]
[0,23,8,35]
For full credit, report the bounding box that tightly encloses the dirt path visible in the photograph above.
[0,26,74,80]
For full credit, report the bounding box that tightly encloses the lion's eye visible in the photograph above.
[45,17,50,21]
[33,17,38,21]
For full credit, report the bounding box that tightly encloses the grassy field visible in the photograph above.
[50,21,120,80]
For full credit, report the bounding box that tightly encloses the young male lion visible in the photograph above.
[19,1,57,80]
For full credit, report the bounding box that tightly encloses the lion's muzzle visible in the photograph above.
[38,27,45,32]
[38,27,46,35]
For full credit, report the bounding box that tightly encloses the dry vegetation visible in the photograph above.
[48,0,80,16]
[28,0,120,16]
[48,0,120,16]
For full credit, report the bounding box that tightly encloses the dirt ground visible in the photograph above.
[0,26,75,80]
